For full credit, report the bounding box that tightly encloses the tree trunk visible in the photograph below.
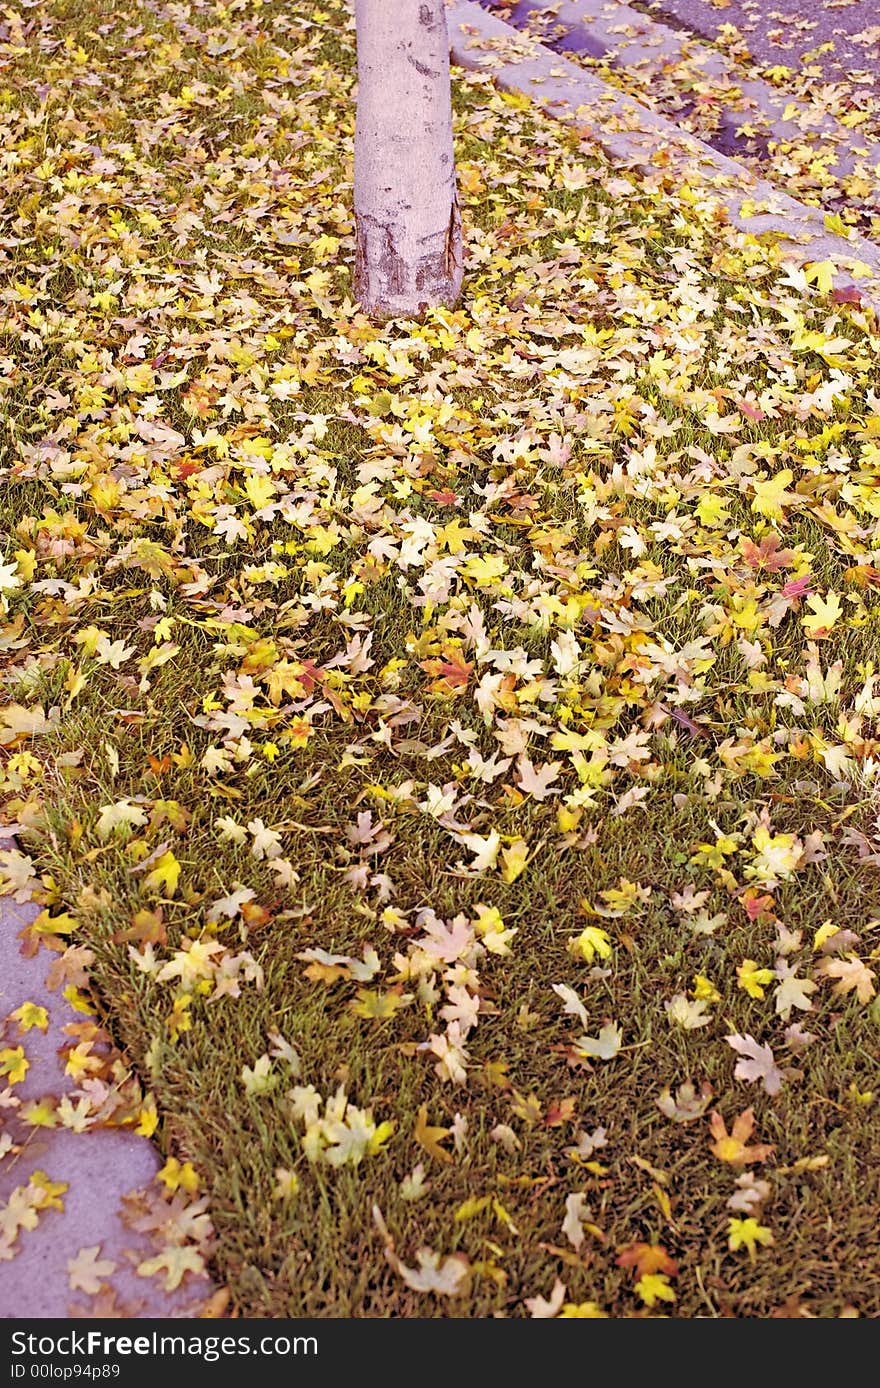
[354,0,463,320]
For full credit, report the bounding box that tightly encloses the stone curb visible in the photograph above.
[447,0,880,313]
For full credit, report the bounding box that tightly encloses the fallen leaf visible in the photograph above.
[414,1104,453,1164]
[67,1245,117,1295]
[656,1080,713,1122]
[726,1033,785,1096]
[709,1109,774,1166]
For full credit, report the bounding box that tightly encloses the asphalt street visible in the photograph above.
[638,0,880,94]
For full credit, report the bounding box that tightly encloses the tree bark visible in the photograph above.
[354,0,463,319]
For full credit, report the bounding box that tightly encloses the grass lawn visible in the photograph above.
[1,0,879,1318]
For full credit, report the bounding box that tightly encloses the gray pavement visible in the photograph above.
[0,830,213,1318]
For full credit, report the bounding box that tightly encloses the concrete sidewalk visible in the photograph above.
[0,827,215,1318]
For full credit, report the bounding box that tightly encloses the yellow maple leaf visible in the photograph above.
[64,1043,99,1082]
[559,1301,608,1317]
[137,1245,206,1291]
[142,850,181,897]
[21,1098,59,1129]
[135,1097,159,1138]
[709,1109,773,1166]
[243,474,276,510]
[10,1002,49,1034]
[311,233,340,264]
[568,926,613,964]
[801,591,843,637]
[500,838,529,883]
[455,1195,491,1221]
[0,1047,29,1085]
[804,260,836,295]
[635,1272,677,1306]
[728,1216,774,1261]
[461,554,507,586]
[349,987,412,1020]
[158,1157,200,1194]
[751,469,795,522]
[737,959,775,999]
[748,826,802,883]
[31,909,78,937]
[61,985,94,1016]
[28,1171,68,1212]
[692,974,721,1003]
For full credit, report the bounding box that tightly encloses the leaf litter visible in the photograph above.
[0,0,878,1318]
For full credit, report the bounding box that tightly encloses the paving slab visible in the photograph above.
[0,829,213,1319]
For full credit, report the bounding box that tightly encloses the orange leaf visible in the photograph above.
[708,1109,774,1166]
[616,1242,678,1279]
